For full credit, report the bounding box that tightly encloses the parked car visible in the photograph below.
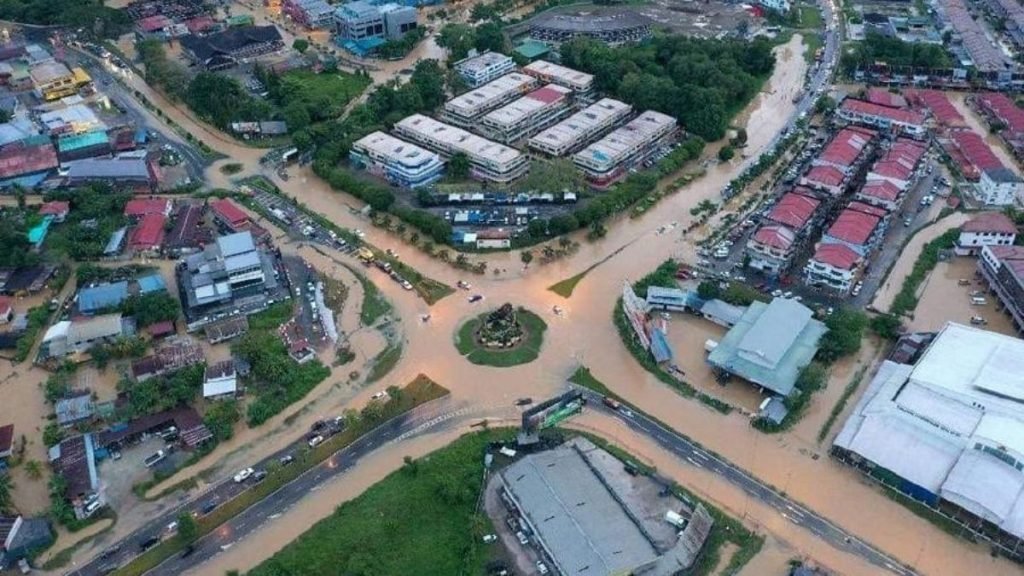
[139,536,159,551]
[279,454,295,466]
[482,534,498,543]
[514,397,533,406]
[602,396,622,410]
[253,470,268,483]
[233,468,254,483]
[468,294,484,303]
[308,435,324,448]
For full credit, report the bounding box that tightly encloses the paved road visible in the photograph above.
[67,397,473,576]
[573,387,918,576]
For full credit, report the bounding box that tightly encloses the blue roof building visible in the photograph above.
[136,274,166,294]
[78,281,129,314]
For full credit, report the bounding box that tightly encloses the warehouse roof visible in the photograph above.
[707,298,827,396]
[444,73,536,118]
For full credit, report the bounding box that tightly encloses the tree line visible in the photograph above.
[559,35,776,141]
[840,32,951,76]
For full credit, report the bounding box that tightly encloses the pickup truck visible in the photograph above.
[143,450,166,468]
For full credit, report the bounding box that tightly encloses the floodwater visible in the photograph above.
[948,92,1024,178]
[871,212,969,312]
[908,255,1018,335]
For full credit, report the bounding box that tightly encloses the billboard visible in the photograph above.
[622,281,651,351]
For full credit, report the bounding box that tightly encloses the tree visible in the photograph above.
[24,460,43,480]
[814,95,837,114]
[520,250,533,265]
[818,309,868,363]
[121,292,179,328]
[474,22,506,54]
[437,24,477,62]
[869,314,902,340]
[697,280,720,300]
[449,152,471,179]
[520,158,583,193]
[0,473,12,514]
[718,145,736,162]
[177,512,198,543]
[731,128,748,147]
[292,38,310,54]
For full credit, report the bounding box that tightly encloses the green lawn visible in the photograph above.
[548,269,590,298]
[454,308,546,367]
[249,429,504,576]
[802,32,824,64]
[346,264,392,326]
[366,341,403,383]
[799,4,824,29]
[276,69,370,112]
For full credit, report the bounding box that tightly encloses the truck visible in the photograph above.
[144,450,166,468]
[664,510,686,528]
[357,247,374,263]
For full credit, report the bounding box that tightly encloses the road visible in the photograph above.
[67,396,481,576]
[573,387,917,576]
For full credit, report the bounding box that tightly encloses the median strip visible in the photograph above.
[110,375,449,576]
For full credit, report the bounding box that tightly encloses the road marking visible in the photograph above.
[691,451,709,461]
[685,457,703,468]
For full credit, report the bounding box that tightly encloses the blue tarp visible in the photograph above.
[78,281,129,313]
[137,274,166,294]
[650,327,673,364]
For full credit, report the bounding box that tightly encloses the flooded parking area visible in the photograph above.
[908,255,1018,336]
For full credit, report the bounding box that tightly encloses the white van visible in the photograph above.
[971,296,987,305]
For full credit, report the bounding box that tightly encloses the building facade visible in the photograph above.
[441,73,537,128]
[573,110,676,188]
[978,245,1024,332]
[522,60,594,99]
[804,243,862,293]
[394,114,529,183]
[957,212,1018,255]
[528,98,631,157]
[977,167,1023,206]
[350,131,445,188]
[453,51,516,88]
[480,84,573,144]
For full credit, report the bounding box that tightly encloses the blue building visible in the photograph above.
[350,131,444,188]
[78,281,129,314]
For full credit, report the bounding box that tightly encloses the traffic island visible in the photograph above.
[454,305,546,367]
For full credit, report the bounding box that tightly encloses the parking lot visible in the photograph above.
[907,255,1019,335]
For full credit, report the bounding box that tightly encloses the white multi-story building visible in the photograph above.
[758,0,791,13]
[394,114,529,184]
[746,224,797,276]
[528,98,632,157]
[977,167,1024,206]
[804,243,862,293]
[350,131,445,189]
[523,60,594,99]
[453,51,516,88]
[441,73,537,127]
[480,84,573,144]
[956,211,1018,255]
[573,110,676,188]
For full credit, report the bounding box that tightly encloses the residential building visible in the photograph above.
[78,281,129,314]
[944,0,1013,72]
[379,3,418,38]
[203,360,238,399]
[282,0,335,28]
[945,130,1003,182]
[441,73,537,128]
[523,60,594,99]
[180,25,284,70]
[38,200,70,223]
[527,8,653,46]
[957,212,1018,255]
[865,138,927,192]
[573,110,676,188]
[124,198,172,219]
[211,198,252,232]
[528,98,632,157]
[179,232,280,328]
[29,62,87,101]
[810,127,876,175]
[820,203,884,256]
[166,203,211,256]
[977,167,1023,206]
[0,516,53,570]
[804,243,862,293]
[394,114,529,184]
[837,98,927,138]
[480,84,574,144]
[746,225,797,276]
[453,51,515,88]
[706,298,828,396]
[40,313,124,358]
[47,435,97,499]
[972,92,1024,160]
[0,135,57,188]
[349,131,444,188]
[978,245,1024,332]
[56,131,111,162]
[131,339,205,382]
[765,188,821,228]
[865,87,907,109]
[904,89,967,128]
[834,323,1024,547]
[129,213,166,254]
[55,393,95,428]
[855,180,903,212]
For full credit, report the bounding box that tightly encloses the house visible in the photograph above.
[956,212,1018,255]
[0,424,13,460]
[804,243,863,293]
[0,135,58,188]
[855,180,902,213]
[820,204,883,257]
[38,200,70,222]
[837,98,927,138]
[48,434,98,499]
[40,313,124,358]
[55,393,95,428]
[77,281,129,314]
[180,25,284,70]
[130,338,205,382]
[166,203,211,256]
[0,516,53,570]
[203,360,238,399]
[865,88,908,109]
[210,198,251,232]
[124,198,172,219]
[0,296,12,324]
[145,320,175,339]
[746,225,797,276]
[128,213,167,254]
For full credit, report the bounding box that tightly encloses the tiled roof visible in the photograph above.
[858,180,901,203]
[819,127,875,167]
[827,207,880,246]
[847,201,889,219]
[963,212,1017,234]
[866,88,908,109]
[211,198,248,227]
[804,165,845,187]
[840,98,926,126]
[129,213,166,249]
[124,198,170,217]
[950,130,1004,172]
[905,89,965,127]
[752,224,795,250]
[811,243,861,270]
[767,190,820,228]
[39,200,69,216]
[976,92,1024,135]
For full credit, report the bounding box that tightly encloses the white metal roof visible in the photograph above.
[443,73,535,118]
[573,110,675,170]
[394,114,525,168]
[523,60,594,91]
[482,84,571,129]
[352,131,441,170]
[941,449,1023,523]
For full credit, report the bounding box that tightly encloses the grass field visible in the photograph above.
[277,70,370,113]
[112,375,449,576]
[366,341,403,383]
[249,429,507,576]
[799,4,824,29]
[347,264,392,326]
[548,269,590,298]
[454,307,546,367]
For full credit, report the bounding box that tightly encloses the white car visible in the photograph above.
[308,435,324,448]
[482,534,497,543]
[233,467,254,483]
[372,391,389,401]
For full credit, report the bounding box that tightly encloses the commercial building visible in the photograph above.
[958,212,1018,255]
[211,198,252,233]
[349,131,444,188]
[977,167,1024,206]
[56,131,111,162]
[203,359,238,399]
[39,104,103,136]
[282,0,335,28]
[178,231,281,330]
[706,298,827,396]
[523,60,594,99]
[497,437,713,576]
[804,243,863,293]
[379,3,418,38]
[528,98,632,157]
[441,73,537,127]
[834,323,1024,550]
[573,110,676,188]
[0,136,57,188]
[527,8,653,46]
[180,25,284,70]
[29,62,90,101]
[480,84,574,144]
[0,515,52,570]
[978,245,1024,332]
[837,98,927,138]
[129,213,167,254]
[63,151,158,189]
[334,1,416,47]
[40,314,125,358]
[394,114,529,184]
[453,51,515,88]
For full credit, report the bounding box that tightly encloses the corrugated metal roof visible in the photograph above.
[78,282,128,313]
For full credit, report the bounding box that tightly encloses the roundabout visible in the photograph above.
[454,304,547,367]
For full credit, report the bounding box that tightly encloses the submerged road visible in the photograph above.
[574,387,916,576]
